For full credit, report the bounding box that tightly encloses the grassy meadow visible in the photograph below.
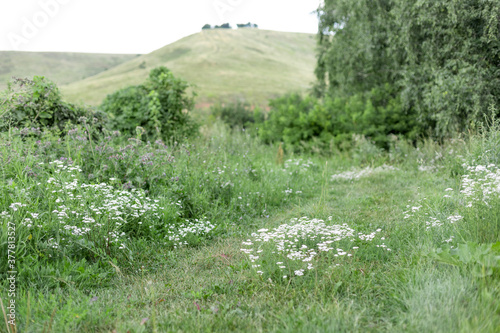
[1,5,499,330]
[0,52,138,92]
[60,29,317,107]
[1,116,500,332]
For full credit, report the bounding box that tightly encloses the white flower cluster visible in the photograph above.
[50,185,162,247]
[331,164,398,181]
[283,188,302,195]
[425,217,443,229]
[402,198,463,232]
[241,217,388,278]
[418,165,437,172]
[407,162,500,243]
[460,164,500,207]
[284,159,314,172]
[419,162,500,242]
[20,160,169,250]
[165,218,217,248]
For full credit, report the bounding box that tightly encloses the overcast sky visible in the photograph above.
[0,0,321,54]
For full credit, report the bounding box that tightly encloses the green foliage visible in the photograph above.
[316,0,500,137]
[430,242,500,278]
[210,101,264,130]
[315,0,397,98]
[394,0,500,136]
[259,86,419,152]
[100,67,197,141]
[0,76,105,133]
[258,94,325,150]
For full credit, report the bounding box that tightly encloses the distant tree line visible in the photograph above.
[202,22,258,30]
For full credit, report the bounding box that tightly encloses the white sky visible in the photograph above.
[0,0,321,54]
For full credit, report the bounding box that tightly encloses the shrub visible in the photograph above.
[258,93,323,148]
[100,67,197,141]
[0,76,105,133]
[258,86,421,153]
[210,101,264,130]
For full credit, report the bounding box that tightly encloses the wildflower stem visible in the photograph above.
[0,298,11,333]
[85,124,96,160]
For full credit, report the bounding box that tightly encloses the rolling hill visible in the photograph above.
[0,51,139,91]
[61,29,318,107]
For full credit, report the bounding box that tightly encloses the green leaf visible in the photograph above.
[429,249,462,266]
[430,242,500,273]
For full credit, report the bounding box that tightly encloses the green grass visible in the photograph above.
[60,29,317,107]
[0,51,138,91]
[1,120,500,332]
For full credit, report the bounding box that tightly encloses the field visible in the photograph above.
[0,52,138,91]
[60,29,317,107]
[1,118,500,332]
[0,7,499,330]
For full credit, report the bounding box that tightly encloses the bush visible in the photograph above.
[258,94,329,149]
[100,67,197,141]
[210,101,264,130]
[330,83,421,147]
[0,76,105,133]
[258,86,421,153]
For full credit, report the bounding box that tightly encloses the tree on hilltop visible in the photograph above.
[237,22,258,28]
[215,23,232,29]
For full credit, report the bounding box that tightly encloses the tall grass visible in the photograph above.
[0,120,327,292]
[1,119,499,332]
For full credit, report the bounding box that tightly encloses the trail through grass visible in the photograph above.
[1,124,500,332]
[10,160,499,332]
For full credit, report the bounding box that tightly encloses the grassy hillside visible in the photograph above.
[61,29,317,107]
[0,51,138,90]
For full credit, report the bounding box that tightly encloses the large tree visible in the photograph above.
[315,0,398,98]
[315,0,500,136]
